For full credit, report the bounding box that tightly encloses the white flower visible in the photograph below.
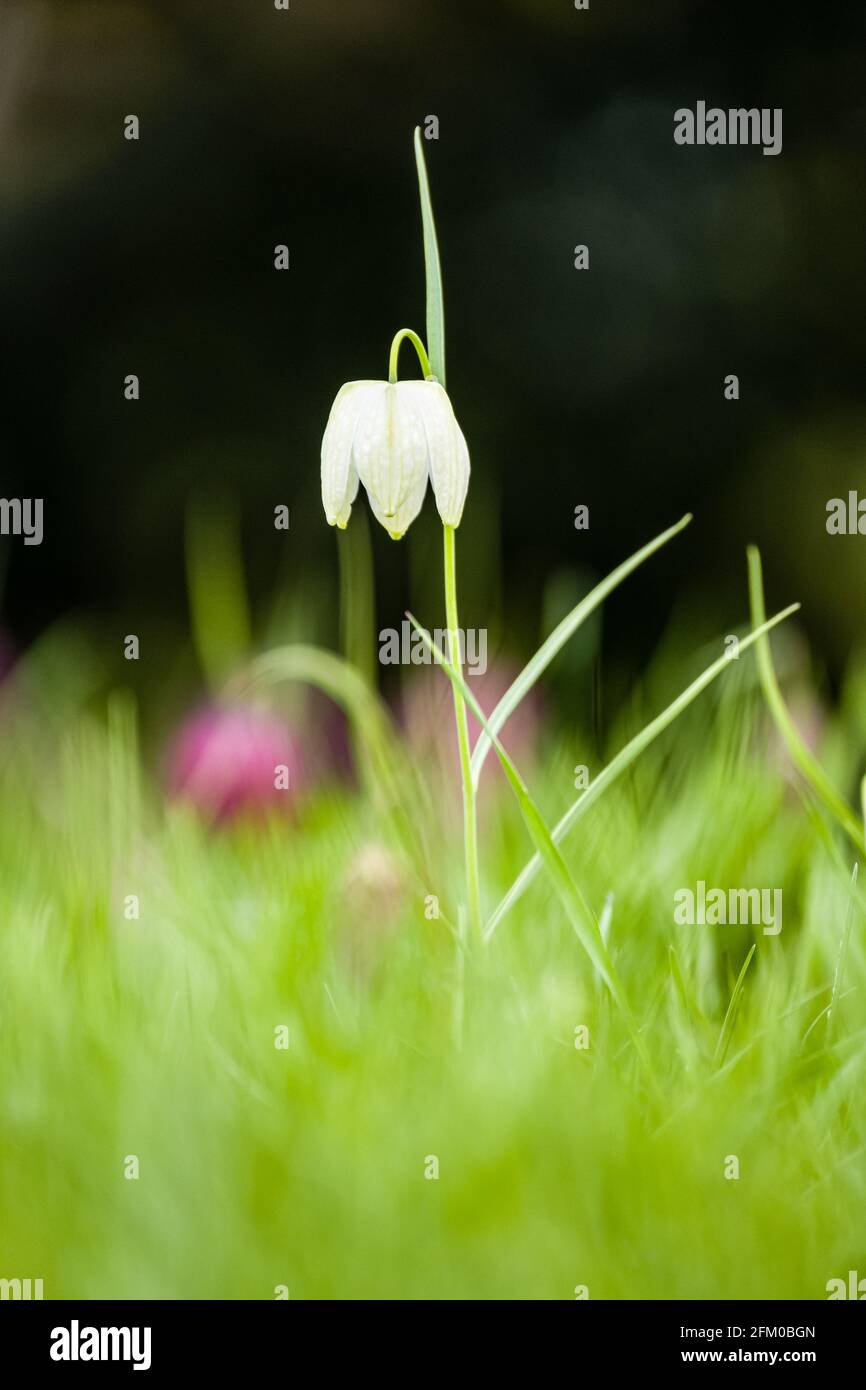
[321,379,470,539]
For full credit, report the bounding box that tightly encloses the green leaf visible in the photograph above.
[747,545,863,853]
[487,601,801,939]
[470,514,693,789]
[414,127,445,385]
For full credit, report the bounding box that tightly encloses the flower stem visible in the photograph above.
[388,328,434,384]
[443,521,482,938]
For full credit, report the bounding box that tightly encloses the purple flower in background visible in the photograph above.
[167,703,306,822]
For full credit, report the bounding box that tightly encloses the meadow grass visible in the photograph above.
[1,619,864,1301]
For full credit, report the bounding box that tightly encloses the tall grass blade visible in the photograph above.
[414,127,445,385]
[747,545,863,853]
[470,514,693,788]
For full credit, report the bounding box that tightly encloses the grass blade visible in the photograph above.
[747,545,863,853]
[470,514,693,789]
[234,644,395,795]
[487,602,800,939]
[414,127,445,385]
[714,944,756,1068]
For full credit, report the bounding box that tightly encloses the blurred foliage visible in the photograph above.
[1,605,865,1296]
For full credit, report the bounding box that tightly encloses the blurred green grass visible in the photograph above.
[0,630,864,1300]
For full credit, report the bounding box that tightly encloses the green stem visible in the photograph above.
[443,522,481,938]
[388,328,434,384]
[338,504,375,687]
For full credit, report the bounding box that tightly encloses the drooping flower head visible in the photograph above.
[320,333,470,539]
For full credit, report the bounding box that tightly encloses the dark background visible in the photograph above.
[1,0,865,693]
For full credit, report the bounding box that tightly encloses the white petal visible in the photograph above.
[365,456,429,539]
[320,382,375,528]
[398,380,470,527]
[352,382,429,539]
